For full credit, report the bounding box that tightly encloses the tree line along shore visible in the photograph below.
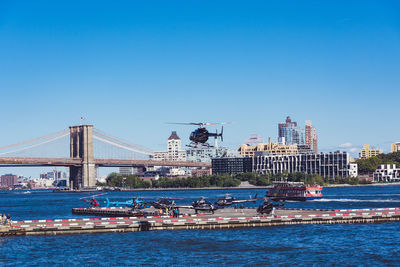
[356,151,400,174]
[97,152,400,189]
[99,172,368,190]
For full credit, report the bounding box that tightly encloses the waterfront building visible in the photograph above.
[253,152,357,179]
[40,169,67,180]
[152,131,187,161]
[119,167,144,176]
[213,152,357,179]
[391,143,400,153]
[33,178,56,188]
[297,144,314,154]
[39,169,68,187]
[238,138,298,158]
[186,147,231,163]
[119,167,135,175]
[359,144,383,159]
[0,174,18,187]
[305,120,318,154]
[212,157,253,175]
[191,168,212,177]
[149,131,187,176]
[373,164,400,182]
[278,116,305,145]
[167,131,186,161]
[169,168,186,176]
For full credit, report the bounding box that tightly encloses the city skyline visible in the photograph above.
[1,1,399,176]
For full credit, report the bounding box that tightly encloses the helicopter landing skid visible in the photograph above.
[186,143,214,149]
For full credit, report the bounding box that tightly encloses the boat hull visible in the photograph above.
[269,196,323,201]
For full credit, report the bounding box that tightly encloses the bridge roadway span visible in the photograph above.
[2,207,400,236]
[0,157,211,168]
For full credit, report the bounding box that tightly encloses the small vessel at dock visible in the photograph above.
[266,181,323,201]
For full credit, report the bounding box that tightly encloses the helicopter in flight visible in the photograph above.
[214,194,259,208]
[168,122,231,148]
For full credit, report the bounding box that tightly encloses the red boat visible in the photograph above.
[266,181,323,201]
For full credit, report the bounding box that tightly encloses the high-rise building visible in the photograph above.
[167,131,183,160]
[305,120,318,154]
[391,143,400,153]
[359,144,383,159]
[278,116,304,145]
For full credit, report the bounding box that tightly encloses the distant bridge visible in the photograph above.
[0,125,210,188]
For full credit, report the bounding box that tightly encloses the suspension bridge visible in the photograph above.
[0,125,210,189]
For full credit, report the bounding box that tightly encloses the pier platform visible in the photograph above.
[2,207,400,236]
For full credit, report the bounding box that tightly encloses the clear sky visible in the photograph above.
[1,1,399,176]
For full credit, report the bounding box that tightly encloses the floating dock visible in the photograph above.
[2,207,400,236]
[72,207,148,217]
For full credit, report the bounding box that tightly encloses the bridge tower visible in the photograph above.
[69,125,96,189]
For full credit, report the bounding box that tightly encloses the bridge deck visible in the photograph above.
[0,157,211,168]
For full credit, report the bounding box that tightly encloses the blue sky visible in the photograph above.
[1,1,399,176]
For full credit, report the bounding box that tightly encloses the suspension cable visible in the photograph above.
[93,128,153,154]
[0,129,69,151]
[0,132,70,156]
[93,135,153,155]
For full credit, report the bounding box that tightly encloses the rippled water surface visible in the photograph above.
[1,185,400,266]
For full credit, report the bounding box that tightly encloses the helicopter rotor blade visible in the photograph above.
[166,122,232,126]
[79,193,107,199]
[166,122,203,126]
[203,122,232,126]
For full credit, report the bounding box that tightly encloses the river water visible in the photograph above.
[1,185,400,266]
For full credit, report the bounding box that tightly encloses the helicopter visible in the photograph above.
[257,198,285,214]
[150,197,192,210]
[214,194,259,208]
[167,122,231,148]
[105,197,150,209]
[80,193,107,208]
[192,197,216,214]
[150,197,176,209]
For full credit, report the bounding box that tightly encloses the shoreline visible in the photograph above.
[324,182,400,188]
[12,182,400,193]
[121,182,400,191]
[120,186,272,191]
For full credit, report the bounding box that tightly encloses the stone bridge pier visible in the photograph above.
[69,125,96,189]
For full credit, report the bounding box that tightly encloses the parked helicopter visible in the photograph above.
[80,193,107,208]
[150,197,216,214]
[105,197,150,210]
[167,122,231,148]
[214,194,259,208]
[257,198,285,214]
[150,197,176,209]
[150,197,192,210]
[192,197,216,214]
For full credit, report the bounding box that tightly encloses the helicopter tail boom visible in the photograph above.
[208,126,224,142]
